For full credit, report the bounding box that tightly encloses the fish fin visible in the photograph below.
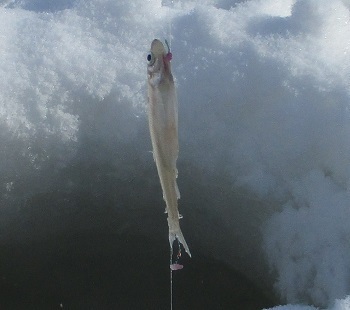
[169,229,191,257]
[174,168,180,199]
[176,181,180,199]
[150,150,155,162]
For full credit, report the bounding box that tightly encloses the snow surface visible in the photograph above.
[1,0,350,309]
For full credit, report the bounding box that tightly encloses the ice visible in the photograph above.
[1,0,350,308]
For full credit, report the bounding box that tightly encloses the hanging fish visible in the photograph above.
[147,39,191,258]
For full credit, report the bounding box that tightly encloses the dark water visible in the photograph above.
[0,171,275,310]
[0,228,273,309]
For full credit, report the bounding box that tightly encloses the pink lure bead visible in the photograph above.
[170,263,183,271]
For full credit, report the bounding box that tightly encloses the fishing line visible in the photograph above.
[170,238,182,310]
[168,4,174,308]
[166,0,174,48]
[168,13,172,49]
[170,245,173,310]
[165,4,178,309]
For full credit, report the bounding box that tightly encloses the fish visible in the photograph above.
[147,39,191,257]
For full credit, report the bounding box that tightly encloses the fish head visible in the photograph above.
[147,39,173,87]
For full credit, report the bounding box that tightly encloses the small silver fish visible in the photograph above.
[147,39,191,257]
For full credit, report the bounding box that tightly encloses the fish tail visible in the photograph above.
[169,229,191,257]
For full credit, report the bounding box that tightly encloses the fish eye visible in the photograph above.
[147,52,155,65]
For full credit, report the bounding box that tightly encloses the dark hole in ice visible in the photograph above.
[0,191,274,309]
[0,232,274,309]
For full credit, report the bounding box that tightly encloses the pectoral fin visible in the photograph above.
[175,181,180,199]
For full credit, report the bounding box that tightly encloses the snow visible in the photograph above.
[1,0,350,308]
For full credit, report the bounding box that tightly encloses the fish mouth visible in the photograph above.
[151,39,167,58]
